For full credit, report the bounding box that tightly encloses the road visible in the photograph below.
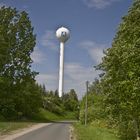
[15,122,71,140]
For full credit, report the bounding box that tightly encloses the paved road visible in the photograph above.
[15,122,71,140]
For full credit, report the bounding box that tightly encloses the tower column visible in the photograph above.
[59,42,64,97]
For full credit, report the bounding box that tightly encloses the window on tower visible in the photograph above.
[61,32,66,37]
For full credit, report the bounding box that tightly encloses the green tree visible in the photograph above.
[0,7,36,83]
[13,81,43,119]
[0,7,41,119]
[63,89,79,112]
[97,0,140,139]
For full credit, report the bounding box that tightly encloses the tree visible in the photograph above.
[0,7,37,83]
[97,0,140,139]
[54,89,59,97]
[0,7,41,119]
[13,82,42,119]
[42,90,64,114]
[63,89,79,112]
[89,78,101,94]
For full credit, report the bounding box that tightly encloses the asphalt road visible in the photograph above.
[14,122,71,140]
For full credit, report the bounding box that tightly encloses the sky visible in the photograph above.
[0,0,132,98]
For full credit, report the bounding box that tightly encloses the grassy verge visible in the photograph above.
[0,109,77,135]
[0,122,34,135]
[73,122,120,140]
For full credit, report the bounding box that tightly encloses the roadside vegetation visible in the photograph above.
[75,1,140,140]
[74,123,120,140]
[0,122,34,135]
[75,88,120,140]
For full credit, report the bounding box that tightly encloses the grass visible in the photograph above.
[0,109,77,135]
[32,108,77,122]
[0,122,34,135]
[73,123,120,140]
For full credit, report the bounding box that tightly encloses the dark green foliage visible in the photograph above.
[62,89,79,119]
[13,82,43,119]
[0,7,42,120]
[63,89,79,112]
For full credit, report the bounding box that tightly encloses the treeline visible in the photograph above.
[0,7,79,121]
[80,1,140,140]
[42,88,79,118]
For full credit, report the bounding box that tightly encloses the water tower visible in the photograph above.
[56,27,70,97]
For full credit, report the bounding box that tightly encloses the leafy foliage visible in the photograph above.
[63,89,79,112]
[0,7,42,120]
[96,0,140,139]
[43,90,64,114]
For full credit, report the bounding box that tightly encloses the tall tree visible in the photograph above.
[0,7,41,119]
[98,0,140,139]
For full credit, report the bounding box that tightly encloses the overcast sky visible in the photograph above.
[1,0,132,98]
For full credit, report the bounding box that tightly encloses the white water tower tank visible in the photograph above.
[56,27,70,43]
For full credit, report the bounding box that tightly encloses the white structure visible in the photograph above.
[56,27,70,97]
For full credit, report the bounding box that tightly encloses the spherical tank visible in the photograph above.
[56,27,70,43]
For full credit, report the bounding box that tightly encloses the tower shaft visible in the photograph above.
[59,42,65,97]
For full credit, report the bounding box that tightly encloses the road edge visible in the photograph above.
[0,123,52,140]
[69,125,76,140]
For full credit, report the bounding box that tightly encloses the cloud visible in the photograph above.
[35,73,58,91]
[79,40,109,64]
[65,63,97,81]
[40,30,58,51]
[64,62,100,98]
[83,0,120,9]
[31,47,47,64]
